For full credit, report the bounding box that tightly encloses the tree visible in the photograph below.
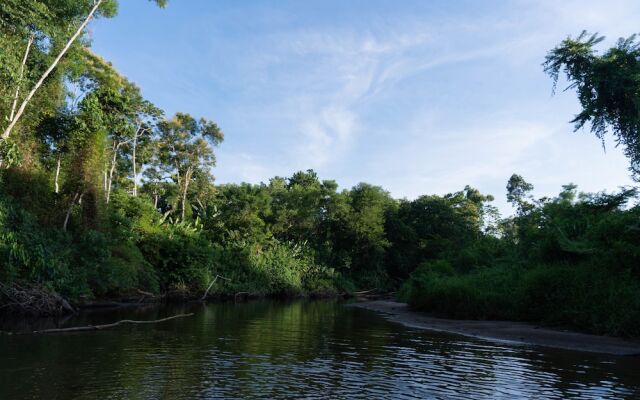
[141,166,165,209]
[1,0,117,140]
[76,50,164,199]
[544,31,640,178]
[0,0,167,141]
[209,183,273,243]
[506,173,534,215]
[155,113,223,220]
[129,106,162,197]
[35,111,73,193]
[343,183,393,279]
[70,57,141,203]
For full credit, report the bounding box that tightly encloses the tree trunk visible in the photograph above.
[54,155,61,194]
[153,193,158,208]
[8,33,35,123]
[63,192,81,231]
[106,142,119,204]
[132,137,137,196]
[181,168,192,220]
[2,0,104,140]
[132,122,141,197]
[181,180,188,220]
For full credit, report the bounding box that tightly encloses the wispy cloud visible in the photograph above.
[94,0,640,214]
[219,2,638,209]
[270,25,527,171]
[279,29,436,169]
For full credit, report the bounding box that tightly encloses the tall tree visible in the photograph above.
[155,113,224,220]
[70,50,162,202]
[0,0,167,141]
[506,173,534,215]
[1,0,117,140]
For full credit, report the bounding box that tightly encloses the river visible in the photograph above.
[0,300,638,399]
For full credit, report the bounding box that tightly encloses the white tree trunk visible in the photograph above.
[54,155,61,193]
[8,33,35,123]
[181,168,192,220]
[132,137,137,196]
[63,192,82,231]
[131,121,142,197]
[106,142,119,204]
[2,0,104,140]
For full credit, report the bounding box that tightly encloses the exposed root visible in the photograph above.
[0,283,74,316]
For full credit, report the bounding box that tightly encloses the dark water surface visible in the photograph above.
[0,300,639,399]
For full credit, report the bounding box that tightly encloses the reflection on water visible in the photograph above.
[0,300,639,399]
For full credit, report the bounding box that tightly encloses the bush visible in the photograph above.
[517,263,640,336]
[403,261,640,337]
[210,239,340,296]
[401,260,518,320]
[137,225,216,293]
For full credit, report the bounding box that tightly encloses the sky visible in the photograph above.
[90,0,640,214]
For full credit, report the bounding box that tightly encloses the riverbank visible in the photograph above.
[0,283,353,318]
[351,301,640,356]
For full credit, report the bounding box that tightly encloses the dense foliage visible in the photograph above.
[1,5,640,337]
[400,181,640,336]
[544,31,640,178]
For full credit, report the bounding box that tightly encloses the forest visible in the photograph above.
[1,1,640,338]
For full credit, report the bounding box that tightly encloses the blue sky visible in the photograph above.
[91,0,639,214]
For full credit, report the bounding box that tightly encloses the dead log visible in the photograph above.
[29,313,194,334]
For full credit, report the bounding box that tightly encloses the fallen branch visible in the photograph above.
[200,275,231,301]
[29,313,194,334]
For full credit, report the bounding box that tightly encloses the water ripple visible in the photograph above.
[0,300,638,399]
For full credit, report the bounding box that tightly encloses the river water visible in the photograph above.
[0,300,638,399]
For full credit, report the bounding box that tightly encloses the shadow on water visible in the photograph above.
[0,300,639,399]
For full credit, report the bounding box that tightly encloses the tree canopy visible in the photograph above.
[545,31,640,178]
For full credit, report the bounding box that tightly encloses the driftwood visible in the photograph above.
[199,275,231,301]
[28,313,194,334]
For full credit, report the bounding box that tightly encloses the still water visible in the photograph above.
[0,300,638,399]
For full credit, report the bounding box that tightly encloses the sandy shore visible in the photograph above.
[350,300,640,356]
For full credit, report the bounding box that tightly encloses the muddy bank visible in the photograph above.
[351,300,640,356]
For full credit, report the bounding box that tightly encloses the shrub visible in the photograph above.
[403,260,640,337]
